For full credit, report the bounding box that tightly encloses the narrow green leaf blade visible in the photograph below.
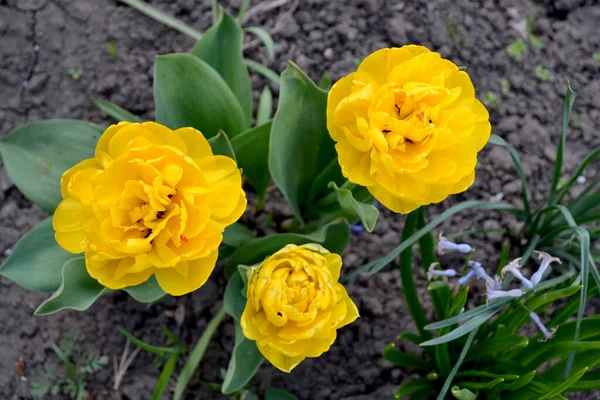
[256,86,273,126]
[382,343,432,371]
[118,0,203,41]
[35,258,109,315]
[0,120,103,212]
[173,308,226,400]
[421,308,499,346]
[154,53,246,138]
[451,386,477,400]
[153,353,179,400]
[245,59,280,85]
[265,388,299,400]
[549,84,576,198]
[436,328,479,400]
[244,27,275,58]
[192,10,252,125]
[90,98,141,122]
[0,218,75,292]
[117,328,179,355]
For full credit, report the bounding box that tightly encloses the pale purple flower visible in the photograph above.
[468,261,499,289]
[458,270,476,285]
[529,311,557,341]
[427,262,457,281]
[487,288,524,300]
[501,258,533,289]
[530,251,562,286]
[438,234,473,255]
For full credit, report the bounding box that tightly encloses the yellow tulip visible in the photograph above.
[327,45,490,213]
[53,121,246,296]
[241,244,359,372]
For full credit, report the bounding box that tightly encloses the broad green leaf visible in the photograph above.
[153,353,179,400]
[117,328,180,355]
[318,71,331,90]
[154,53,246,138]
[223,223,255,248]
[265,388,299,400]
[538,367,587,400]
[208,130,237,161]
[347,201,522,279]
[0,218,75,292]
[382,343,432,371]
[123,276,166,303]
[192,10,252,125]
[451,386,477,400]
[269,62,336,223]
[245,59,280,85]
[549,84,576,199]
[225,220,350,278]
[35,258,109,315]
[328,182,378,232]
[173,308,227,400]
[308,159,345,210]
[231,121,272,205]
[90,98,141,122]
[118,0,203,40]
[421,308,499,346]
[244,27,275,58]
[222,322,264,394]
[0,120,103,212]
[224,271,246,321]
[256,86,273,126]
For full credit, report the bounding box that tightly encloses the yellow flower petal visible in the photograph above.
[198,155,245,221]
[155,249,218,296]
[257,342,305,373]
[174,127,213,160]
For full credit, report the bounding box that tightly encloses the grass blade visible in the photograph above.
[152,353,179,400]
[90,98,141,122]
[549,84,576,200]
[360,201,521,278]
[425,297,512,330]
[421,308,498,347]
[540,367,587,400]
[244,59,280,85]
[488,134,531,217]
[436,327,479,400]
[245,27,275,58]
[237,0,250,22]
[117,328,179,355]
[173,307,227,400]
[553,147,600,205]
[118,0,203,41]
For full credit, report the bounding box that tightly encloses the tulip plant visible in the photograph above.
[1,1,599,399]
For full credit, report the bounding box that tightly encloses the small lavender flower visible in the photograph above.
[437,234,472,255]
[487,288,524,300]
[458,269,476,285]
[427,262,457,281]
[530,251,562,286]
[529,311,557,342]
[501,258,533,289]
[468,261,498,289]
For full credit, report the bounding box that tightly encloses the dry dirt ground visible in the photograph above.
[1,0,600,399]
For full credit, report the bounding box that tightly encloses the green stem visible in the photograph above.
[173,307,227,400]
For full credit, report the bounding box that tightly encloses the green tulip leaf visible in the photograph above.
[328,182,378,232]
[231,121,272,204]
[223,223,255,248]
[224,270,246,322]
[208,130,237,162]
[0,120,104,212]
[269,62,339,223]
[123,276,166,304]
[222,321,264,394]
[0,218,76,292]
[90,97,141,122]
[225,219,350,277]
[154,53,247,139]
[191,8,252,126]
[35,258,109,315]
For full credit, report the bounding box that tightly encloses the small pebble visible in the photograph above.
[3,248,12,257]
[324,48,334,60]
